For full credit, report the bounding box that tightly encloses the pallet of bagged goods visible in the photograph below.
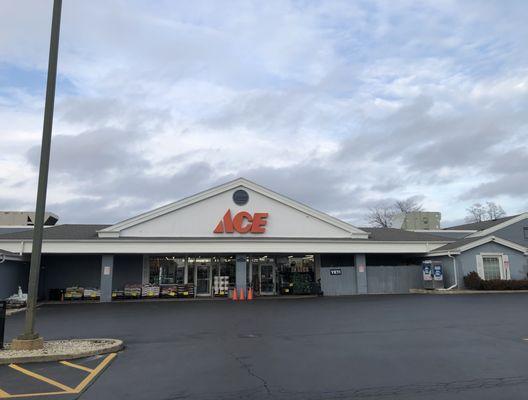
[160,285,178,298]
[176,283,194,297]
[83,288,101,300]
[112,289,125,300]
[64,286,84,300]
[141,284,160,298]
[124,283,142,299]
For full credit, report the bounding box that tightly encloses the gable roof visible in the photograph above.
[98,178,369,238]
[0,223,452,246]
[444,214,520,231]
[428,235,528,256]
[0,224,109,241]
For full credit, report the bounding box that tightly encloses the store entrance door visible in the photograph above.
[196,265,211,296]
[259,264,276,295]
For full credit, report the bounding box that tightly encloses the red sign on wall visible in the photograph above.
[214,209,268,234]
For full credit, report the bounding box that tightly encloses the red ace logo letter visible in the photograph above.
[214,209,268,234]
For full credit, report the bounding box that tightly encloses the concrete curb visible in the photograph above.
[0,339,124,365]
[410,289,528,295]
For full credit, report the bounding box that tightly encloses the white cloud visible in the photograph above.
[0,0,527,225]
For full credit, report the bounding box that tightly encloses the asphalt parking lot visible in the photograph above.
[3,294,528,400]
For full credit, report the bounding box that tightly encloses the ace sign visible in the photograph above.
[213,209,269,234]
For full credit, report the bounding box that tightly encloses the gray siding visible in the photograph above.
[493,220,528,247]
[430,242,528,289]
[367,265,422,294]
[40,255,101,299]
[113,255,143,289]
[456,242,527,286]
[320,266,357,295]
[0,260,29,299]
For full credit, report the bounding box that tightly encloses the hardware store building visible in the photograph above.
[1,178,526,301]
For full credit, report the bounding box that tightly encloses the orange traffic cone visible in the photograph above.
[247,288,253,301]
[239,288,245,301]
[232,288,238,301]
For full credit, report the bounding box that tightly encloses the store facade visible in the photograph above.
[0,178,451,301]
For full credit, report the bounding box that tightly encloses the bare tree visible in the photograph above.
[368,196,425,227]
[485,201,506,220]
[394,197,423,213]
[368,207,395,228]
[465,202,506,223]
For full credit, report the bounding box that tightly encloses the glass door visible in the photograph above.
[260,264,276,295]
[195,259,212,296]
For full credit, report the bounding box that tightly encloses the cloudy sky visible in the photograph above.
[1,0,527,227]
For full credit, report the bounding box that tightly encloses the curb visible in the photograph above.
[0,339,124,365]
[410,289,528,295]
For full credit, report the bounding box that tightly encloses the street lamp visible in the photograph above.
[11,0,62,350]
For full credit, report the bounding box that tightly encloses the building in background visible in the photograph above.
[0,211,58,227]
[393,211,441,230]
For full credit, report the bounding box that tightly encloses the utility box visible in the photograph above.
[422,261,434,290]
[433,262,444,289]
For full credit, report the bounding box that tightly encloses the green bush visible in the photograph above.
[463,272,528,290]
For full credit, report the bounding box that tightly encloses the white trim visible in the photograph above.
[467,213,528,238]
[0,238,448,255]
[97,178,368,238]
[479,253,506,280]
[476,254,484,279]
[428,235,528,256]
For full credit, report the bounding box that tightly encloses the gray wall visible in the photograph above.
[430,242,528,289]
[39,255,101,299]
[320,266,357,295]
[457,242,527,285]
[367,265,422,294]
[0,260,29,299]
[493,220,528,246]
[113,255,143,289]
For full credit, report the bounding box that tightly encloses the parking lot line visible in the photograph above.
[59,360,94,373]
[0,390,68,399]
[8,364,75,393]
[0,353,117,399]
[74,353,116,392]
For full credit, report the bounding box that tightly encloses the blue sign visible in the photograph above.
[433,263,443,281]
[422,261,433,281]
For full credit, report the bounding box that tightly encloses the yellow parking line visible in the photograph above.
[0,388,11,398]
[74,353,116,392]
[7,364,75,393]
[0,390,68,399]
[59,360,94,373]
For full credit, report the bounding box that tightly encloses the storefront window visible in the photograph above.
[149,256,185,285]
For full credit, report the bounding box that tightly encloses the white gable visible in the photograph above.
[99,179,368,239]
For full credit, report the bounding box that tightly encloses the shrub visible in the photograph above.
[463,271,482,290]
[463,272,528,290]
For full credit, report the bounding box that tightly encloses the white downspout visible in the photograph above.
[446,252,458,290]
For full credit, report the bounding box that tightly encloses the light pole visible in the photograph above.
[12,0,62,350]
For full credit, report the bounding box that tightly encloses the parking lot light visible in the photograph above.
[11,0,62,350]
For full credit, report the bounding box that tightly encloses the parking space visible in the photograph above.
[0,354,116,399]
[3,294,528,399]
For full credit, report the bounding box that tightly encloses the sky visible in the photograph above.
[0,0,527,228]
